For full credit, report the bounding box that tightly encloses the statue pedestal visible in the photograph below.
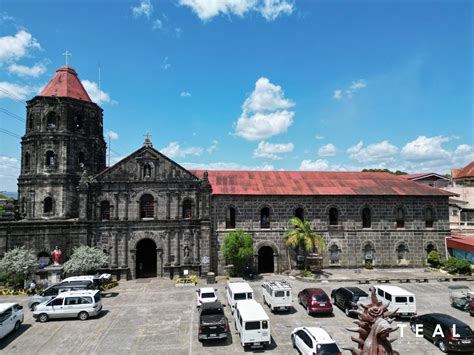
[44,265,64,284]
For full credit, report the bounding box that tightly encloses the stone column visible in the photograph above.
[175,230,181,265]
[154,199,159,220]
[124,192,129,220]
[166,230,172,265]
[112,232,119,267]
[193,229,200,264]
[175,193,181,219]
[114,193,119,220]
[121,232,128,268]
[166,192,171,219]
[195,193,200,219]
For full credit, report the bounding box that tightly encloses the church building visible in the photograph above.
[0,66,453,279]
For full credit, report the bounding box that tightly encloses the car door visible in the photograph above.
[301,330,314,355]
[49,297,65,318]
[295,330,309,354]
[422,316,435,341]
[0,307,13,338]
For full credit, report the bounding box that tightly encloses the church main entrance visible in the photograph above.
[258,246,274,274]
[136,238,157,278]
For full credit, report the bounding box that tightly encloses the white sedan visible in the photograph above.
[291,326,341,355]
[196,287,218,307]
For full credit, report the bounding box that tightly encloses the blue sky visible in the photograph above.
[0,0,473,191]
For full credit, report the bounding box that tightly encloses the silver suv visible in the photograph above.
[33,290,102,322]
[28,282,94,310]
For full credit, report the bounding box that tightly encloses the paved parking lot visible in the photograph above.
[0,276,472,354]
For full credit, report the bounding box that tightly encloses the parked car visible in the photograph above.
[225,281,254,314]
[262,280,292,312]
[234,299,271,349]
[61,273,111,288]
[28,282,95,310]
[298,288,333,315]
[198,301,228,341]
[291,326,342,355]
[0,303,24,339]
[410,313,474,353]
[448,285,474,316]
[196,287,218,307]
[33,290,102,322]
[373,285,416,318]
[331,287,368,317]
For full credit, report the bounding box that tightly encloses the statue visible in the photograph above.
[51,246,62,265]
[344,288,399,355]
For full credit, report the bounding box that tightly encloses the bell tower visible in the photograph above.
[18,66,106,219]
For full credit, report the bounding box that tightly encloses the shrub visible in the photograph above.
[0,246,37,288]
[444,257,471,275]
[302,270,313,277]
[221,229,253,276]
[63,246,109,275]
[427,250,442,268]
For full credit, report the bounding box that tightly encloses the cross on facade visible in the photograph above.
[144,132,152,141]
[143,132,153,147]
[62,50,72,66]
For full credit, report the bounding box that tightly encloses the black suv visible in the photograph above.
[331,287,368,316]
[410,313,474,353]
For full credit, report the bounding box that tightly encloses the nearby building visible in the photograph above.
[0,66,454,279]
[401,172,450,188]
[447,235,474,263]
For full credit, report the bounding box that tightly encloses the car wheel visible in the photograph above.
[437,340,448,353]
[14,321,20,331]
[410,322,417,333]
[38,313,48,323]
[345,307,351,316]
[291,335,296,348]
[306,306,311,315]
[31,303,39,311]
[78,311,89,321]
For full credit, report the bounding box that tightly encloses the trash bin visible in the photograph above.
[206,272,215,284]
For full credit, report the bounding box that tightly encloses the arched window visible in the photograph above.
[362,207,371,228]
[329,207,338,226]
[225,207,236,229]
[24,152,30,171]
[425,207,434,228]
[140,194,154,219]
[45,151,55,168]
[294,207,304,221]
[260,207,270,228]
[100,201,111,220]
[43,197,53,213]
[397,244,409,262]
[46,112,57,128]
[396,207,405,228]
[182,199,192,219]
[78,152,85,169]
[75,115,83,130]
[425,243,436,255]
[28,114,34,130]
[143,163,152,178]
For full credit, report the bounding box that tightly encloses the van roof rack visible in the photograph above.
[263,280,291,288]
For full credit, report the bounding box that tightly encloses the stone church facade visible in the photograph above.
[0,66,453,279]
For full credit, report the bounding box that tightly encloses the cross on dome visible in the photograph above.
[143,132,153,147]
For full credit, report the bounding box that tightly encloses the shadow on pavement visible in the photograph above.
[0,324,32,350]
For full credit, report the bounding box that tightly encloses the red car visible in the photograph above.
[298,288,333,315]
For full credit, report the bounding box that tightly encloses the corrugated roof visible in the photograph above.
[453,161,474,179]
[39,66,92,102]
[447,235,474,253]
[401,173,450,181]
[191,170,454,196]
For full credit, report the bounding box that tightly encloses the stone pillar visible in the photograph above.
[195,193,200,219]
[121,232,128,268]
[114,193,119,220]
[175,193,181,219]
[154,199,159,220]
[167,230,172,265]
[166,192,171,219]
[175,230,181,265]
[124,192,129,220]
[193,229,200,264]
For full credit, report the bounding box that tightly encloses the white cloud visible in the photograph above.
[0,30,41,64]
[175,27,183,37]
[180,91,191,97]
[318,143,337,157]
[178,0,293,21]
[105,130,119,140]
[81,80,115,105]
[207,140,219,154]
[315,135,325,140]
[253,141,294,160]
[161,142,204,158]
[348,140,398,163]
[132,0,153,18]
[333,79,367,100]
[181,161,274,171]
[234,77,295,141]
[0,156,20,191]
[299,159,329,171]
[152,19,163,30]
[162,56,171,70]
[401,135,451,162]
[0,81,35,100]
[7,62,46,77]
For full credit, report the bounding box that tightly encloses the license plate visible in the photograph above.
[461,340,471,344]
[210,333,216,337]
[319,303,326,306]
[253,342,260,346]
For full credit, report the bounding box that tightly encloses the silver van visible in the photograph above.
[28,282,94,310]
[33,290,102,322]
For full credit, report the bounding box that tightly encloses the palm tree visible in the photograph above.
[284,217,326,270]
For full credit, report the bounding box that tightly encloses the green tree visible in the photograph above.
[221,229,253,276]
[284,217,326,269]
[63,246,109,275]
[0,246,37,288]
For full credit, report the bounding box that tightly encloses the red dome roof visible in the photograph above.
[39,66,92,102]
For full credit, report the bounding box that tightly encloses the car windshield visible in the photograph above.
[94,292,101,302]
[201,307,223,316]
[245,321,260,330]
[201,292,215,298]
[317,343,340,354]
[313,294,329,302]
[234,293,247,300]
[455,327,473,337]
[275,291,285,297]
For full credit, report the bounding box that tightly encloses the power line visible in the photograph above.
[0,128,21,139]
[0,107,24,122]
[0,87,24,103]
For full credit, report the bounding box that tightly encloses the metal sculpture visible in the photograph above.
[344,288,399,355]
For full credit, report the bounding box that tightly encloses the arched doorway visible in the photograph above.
[258,246,274,274]
[136,238,157,278]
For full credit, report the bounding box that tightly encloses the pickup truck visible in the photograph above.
[198,301,228,341]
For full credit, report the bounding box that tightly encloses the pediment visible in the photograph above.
[95,146,199,182]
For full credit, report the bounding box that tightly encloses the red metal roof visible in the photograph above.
[447,235,474,253]
[191,170,454,196]
[39,66,92,102]
[453,161,474,179]
[401,172,449,181]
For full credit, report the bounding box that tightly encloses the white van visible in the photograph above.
[234,299,271,349]
[226,281,254,314]
[262,280,292,312]
[373,285,416,317]
[0,303,24,339]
